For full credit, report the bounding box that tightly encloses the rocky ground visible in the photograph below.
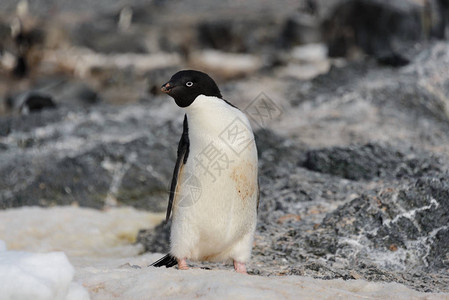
[1,0,449,295]
[139,41,449,293]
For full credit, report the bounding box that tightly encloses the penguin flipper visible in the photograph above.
[150,254,178,268]
[166,114,190,221]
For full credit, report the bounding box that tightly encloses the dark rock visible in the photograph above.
[11,153,112,208]
[279,13,321,48]
[5,92,57,114]
[24,77,101,107]
[0,103,180,210]
[321,0,436,58]
[13,56,28,78]
[302,143,440,181]
[136,220,171,253]
[196,18,280,53]
[114,138,174,211]
[310,175,449,270]
[428,227,449,270]
[430,0,449,39]
[376,52,410,67]
[19,93,56,114]
[12,25,45,78]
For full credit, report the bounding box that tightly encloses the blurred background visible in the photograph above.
[0,0,447,209]
[1,0,449,294]
[0,0,447,112]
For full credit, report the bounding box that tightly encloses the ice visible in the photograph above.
[0,249,89,300]
[0,206,447,300]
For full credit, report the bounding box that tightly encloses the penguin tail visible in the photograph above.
[150,254,178,268]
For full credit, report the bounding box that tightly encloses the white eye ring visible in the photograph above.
[186,81,193,87]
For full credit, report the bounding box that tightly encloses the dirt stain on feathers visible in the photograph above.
[231,162,256,201]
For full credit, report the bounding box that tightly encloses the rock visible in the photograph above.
[136,220,171,254]
[8,149,112,208]
[0,103,180,210]
[196,16,293,53]
[11,21,46,78]
[376,52,410,67]
[302,143,441,181]
[321,0,446,58]
[430,0,449,39]
[279,12,322,48]
[4,80,99,114]
[310,175,449,270]
[197,20,248,53]
[19,92,56,114]
[5,92,56,114]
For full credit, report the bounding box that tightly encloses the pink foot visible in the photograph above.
[177,258,189,270]
[233,261,247,274]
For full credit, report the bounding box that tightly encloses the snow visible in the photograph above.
[0,250,89,300]
[0,206,164,257]
[74,256,448,300]
[0,206,447,300]
[0,206,162,300]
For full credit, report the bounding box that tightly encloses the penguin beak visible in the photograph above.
[161,82,172,93]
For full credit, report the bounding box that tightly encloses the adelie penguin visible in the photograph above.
[151,70,259,274]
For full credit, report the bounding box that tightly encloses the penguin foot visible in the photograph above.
[233,261,247,274]
[177,258,189,270]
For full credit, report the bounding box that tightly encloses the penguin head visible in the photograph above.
[161,70,222,107]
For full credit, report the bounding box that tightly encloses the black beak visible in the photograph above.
[161,82,172,93]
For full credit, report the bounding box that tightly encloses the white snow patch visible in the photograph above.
[190,50,263,78]
[45,48,182,77]
[291,43,328,62]
[0,250,89,300]
[0,206,164,257]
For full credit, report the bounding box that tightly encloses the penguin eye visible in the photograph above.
[186,81,193,87]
